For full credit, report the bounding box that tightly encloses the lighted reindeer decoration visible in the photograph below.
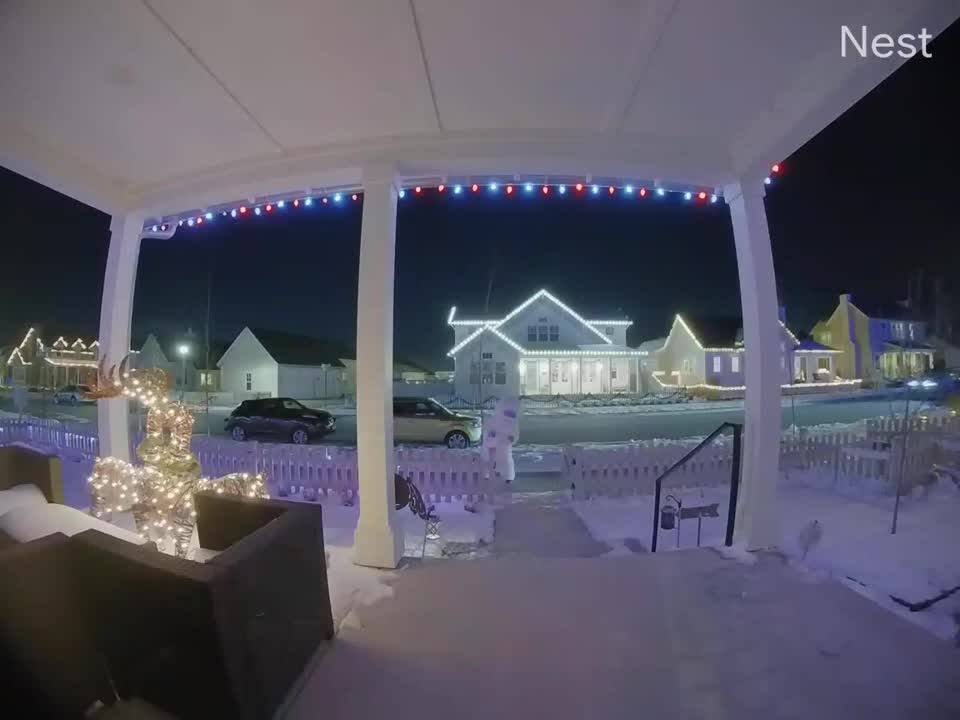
[89,355,267,555]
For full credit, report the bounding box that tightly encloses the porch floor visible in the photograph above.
[284,549,960,719]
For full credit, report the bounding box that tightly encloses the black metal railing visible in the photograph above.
[650,422,743,553]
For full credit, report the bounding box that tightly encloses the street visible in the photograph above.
[0,393,927,446]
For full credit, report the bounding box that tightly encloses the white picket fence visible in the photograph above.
[0,418,496,503]
[564,440,736,499]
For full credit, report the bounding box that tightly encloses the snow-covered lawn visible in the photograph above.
[572,474,960,641]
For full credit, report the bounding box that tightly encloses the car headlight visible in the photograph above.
[907,380,920,388]
[922,379,937,388]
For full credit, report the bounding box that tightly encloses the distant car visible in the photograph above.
[906,370,959,393]
[225,398,335,444]
[53,384,94,404]
[393,397,481,448]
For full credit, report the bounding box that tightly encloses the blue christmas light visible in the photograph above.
[398,189,406,198]
[684,191,692,200]
[204,212,213,220]
[187,218,194,226]
[334,193,342,203]
[656,187,665,197]
[254,207,261,215]
[489,182,498,192]
[591,185,599,195]
[231,209,237,217]
[625,185,634,194]
[525,183,533,193]
[304,197,313,206]
[277,200,285,208]
[710,194,718,203]
[454,185,463,194]
[764,177,772,185]
[558,185,566,194]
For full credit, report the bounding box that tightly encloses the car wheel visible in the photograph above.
[445,430,469,449]
[291,428,310,445]
[230,425,247,442]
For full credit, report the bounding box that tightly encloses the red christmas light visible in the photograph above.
[415,186,422,194]
[639,187,647,197]
[239,206,247,214]
[196,217,203,225]
[771,163,780,174]
[575,183,584,192]
[506,185,514,195]
[542,185,549,195]
[265,204,273,212]
[472,183,479,192]
[608,186,615,195]
[438,184,445,192]
[697,191,707,201]
[293,199,300,207]
[352,193,358,201]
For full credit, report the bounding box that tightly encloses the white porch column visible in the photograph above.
[354,162,404,568]
[726,180,780,550]
[97,212,144,461]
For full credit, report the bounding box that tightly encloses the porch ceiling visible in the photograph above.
[1,1,957,214]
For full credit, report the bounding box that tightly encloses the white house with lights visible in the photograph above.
[651,313,844,392]
[447,290,646,401]
[4,327,100,389]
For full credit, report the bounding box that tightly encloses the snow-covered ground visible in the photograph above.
[283,494,495,632]
[572,471,960,641]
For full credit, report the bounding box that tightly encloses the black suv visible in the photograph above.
[225,398,335,444]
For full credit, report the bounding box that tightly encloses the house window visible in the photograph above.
[712,356,721,373]
[605,327,614,336]
[528,325,537,342]
[245,373,252,391]
[549,325,559,342]
[538,325,548,342]
[469,360,480,385]
[682,358,693,374]
[610,363,618,380]
[822,331,832,345]
[482,355,494,384]
[199,371,213,387]
[731,356,740,372]
[908,323,915,340]
[818,357,831,371]
[494,362,506,385]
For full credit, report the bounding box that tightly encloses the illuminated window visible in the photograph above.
[712,356,721,373]
[682,358,693,374]
[731,356,740,373]
[818,357,830,371]
[245,373,252,391]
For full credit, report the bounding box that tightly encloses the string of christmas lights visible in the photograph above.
[148,164,782,233]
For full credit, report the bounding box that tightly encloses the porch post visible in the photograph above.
[726,179,780,550]
[354,161,404,569]
[97,212,144,461]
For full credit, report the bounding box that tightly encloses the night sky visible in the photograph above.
[2,19,958,370]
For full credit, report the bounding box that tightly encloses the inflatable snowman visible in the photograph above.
[482,396,520,483]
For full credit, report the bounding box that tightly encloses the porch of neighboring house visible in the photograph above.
[879,344,935,379]
[519,354,638,396]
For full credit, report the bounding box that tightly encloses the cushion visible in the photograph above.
[0,503,148,546]
[0,483,49,516]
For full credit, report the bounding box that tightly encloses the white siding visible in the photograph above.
[217,328,279,399]
[453,332,521,402]
[656,319,706,386]
[498,296,608,348]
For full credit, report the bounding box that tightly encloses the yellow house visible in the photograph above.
[812,294,934,381]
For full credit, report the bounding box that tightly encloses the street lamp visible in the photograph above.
[177,344,190,401]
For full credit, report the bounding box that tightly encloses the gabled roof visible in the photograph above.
[680,315,743,349]
[250,328,352,367]
[448,289,629,348]
[850,296,923,322]
[675,314,799,351]
[796,338,840,353]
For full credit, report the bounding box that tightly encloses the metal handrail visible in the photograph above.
[650,422,743,552]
